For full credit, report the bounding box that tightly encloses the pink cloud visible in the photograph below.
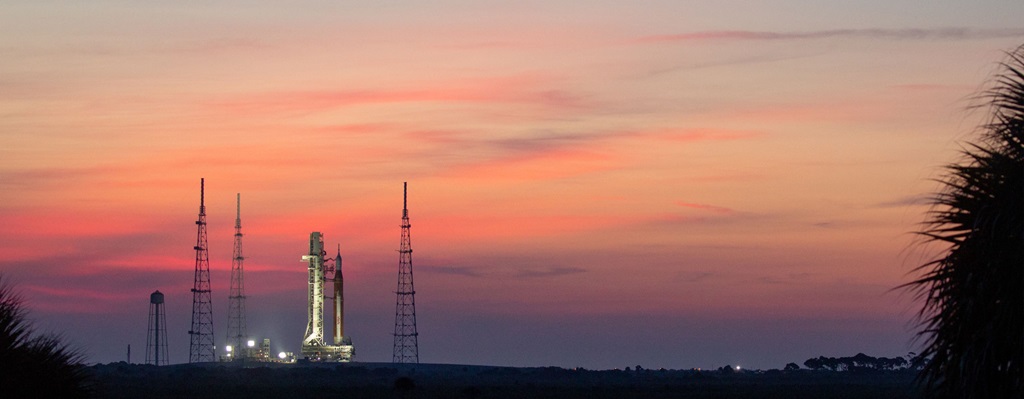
[638,128,763,142]
[426,126,761,182]
[445,148,618,181]
[309,123,399,135]
[710,100,881,124]
[420,213,633,241]
[212,75,583,116]
[676,201,735,215]
[22,284,140,314]
[0,211,152,238]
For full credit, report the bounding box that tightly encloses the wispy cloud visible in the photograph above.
[420,265,485,278]
[676,271,714,283]
[213,75,584,116]
[888,83,969,92]
[0,166,119,190]
[872,194,932,208]
[636,28,1024,44]
[426,127,762,182]
[676,201,735,215]
[645,128,763,142]
[418,263,586,279]
[445,148,617,181]
[514,266,586,279]
[758,272,814,285]
[642,209,766,229]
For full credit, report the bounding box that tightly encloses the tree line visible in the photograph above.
[795,353,924,372]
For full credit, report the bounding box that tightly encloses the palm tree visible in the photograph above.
[906,45,1024,397]
[0,275,92,398]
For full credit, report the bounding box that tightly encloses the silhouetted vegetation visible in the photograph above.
[88,362,920,399]
[906,45,1024,397]
[801,353,911,372]
[0,275,92,397]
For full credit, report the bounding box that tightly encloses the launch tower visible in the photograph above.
[189,178,215,363]
[392,182,419,363]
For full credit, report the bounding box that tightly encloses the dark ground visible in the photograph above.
[87,361,921,399]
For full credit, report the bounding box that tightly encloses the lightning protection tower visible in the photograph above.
[189,178,215,363]
[226,193,247,360]
[146,290,168,366]
[392,182,419,363]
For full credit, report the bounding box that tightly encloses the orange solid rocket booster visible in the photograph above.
[333,246,344,345]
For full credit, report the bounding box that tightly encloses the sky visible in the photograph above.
[2,1,1023,370]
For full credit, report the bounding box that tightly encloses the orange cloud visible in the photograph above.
[636,128,764,142]
[212,75,583,116]
[423,127,762,182]
[446,148,617,181]
[0,211,155,238]
[418,213,633,243]
[676,201,735,215]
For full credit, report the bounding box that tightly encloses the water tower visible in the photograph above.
[146,290,169,365]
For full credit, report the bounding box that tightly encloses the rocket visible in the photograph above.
[333,245,344,345]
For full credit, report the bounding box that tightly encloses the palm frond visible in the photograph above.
[908,44,1024,398]
[0,276,93,398]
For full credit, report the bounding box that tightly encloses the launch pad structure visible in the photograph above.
[301,232,354,361]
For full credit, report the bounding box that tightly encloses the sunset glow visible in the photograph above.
[2,1,1022,369]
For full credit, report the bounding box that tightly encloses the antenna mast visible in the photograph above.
[226,193,247,360]
[189,178,215,362]
[392,182,419,363]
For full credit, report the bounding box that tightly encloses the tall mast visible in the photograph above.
[392,182,419,363]
[189,178,215,362]
[227,193,247,359]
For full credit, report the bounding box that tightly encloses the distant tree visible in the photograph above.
[826,357,841,371]
[0,275,92,397]
[783,363,800,371]
[881,356,909,371]
[850,353,873,368]
[803,357,822,370]
[802,354,913,372]
[905,45,1024,397]
[908,352,929,371]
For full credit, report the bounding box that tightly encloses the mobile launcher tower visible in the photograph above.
[300,232,354,361]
